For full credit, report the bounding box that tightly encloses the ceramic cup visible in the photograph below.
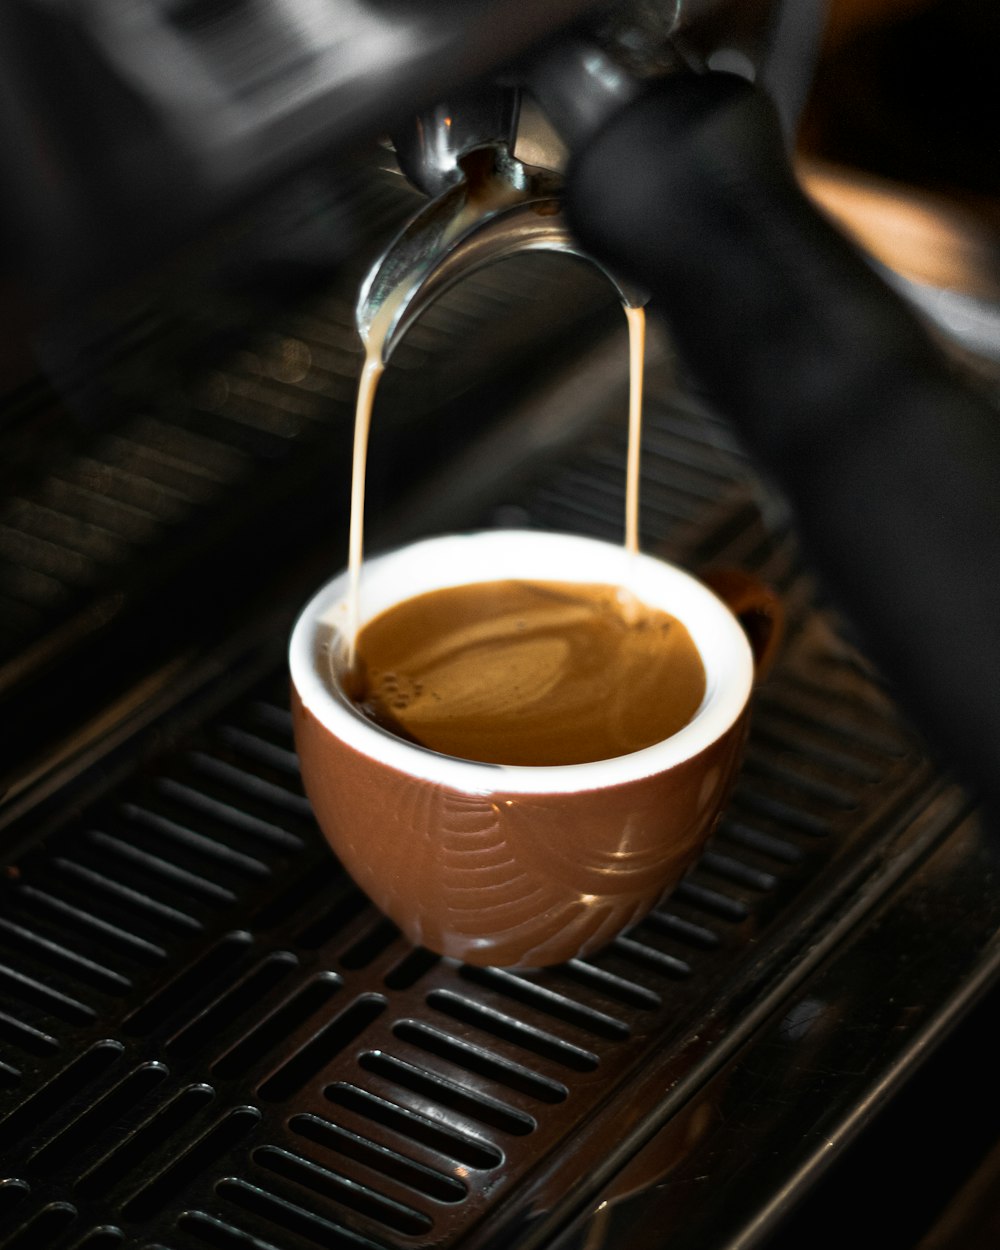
[289,530,781,968]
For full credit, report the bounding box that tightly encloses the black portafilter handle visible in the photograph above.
[564,72,1000,812]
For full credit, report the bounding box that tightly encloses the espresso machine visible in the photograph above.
[2,3,1000,1249]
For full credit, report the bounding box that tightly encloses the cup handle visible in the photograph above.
[701,568,784,681]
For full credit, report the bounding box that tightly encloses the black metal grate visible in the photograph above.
[0,374,936,1249]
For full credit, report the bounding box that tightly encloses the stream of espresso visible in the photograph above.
[347,302,647,666]
[346,347,384,667]
[624,304,645,558]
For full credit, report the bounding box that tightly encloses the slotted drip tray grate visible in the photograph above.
[0,450,938,1250]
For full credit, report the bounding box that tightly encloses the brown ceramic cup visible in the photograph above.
[289,530,780,968]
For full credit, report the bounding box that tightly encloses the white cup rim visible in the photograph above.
[289,529,754,795]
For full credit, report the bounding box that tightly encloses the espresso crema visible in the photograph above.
[346,578,705,765]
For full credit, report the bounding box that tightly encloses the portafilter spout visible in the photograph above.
[356,151,645,366]
[356,73,645,366]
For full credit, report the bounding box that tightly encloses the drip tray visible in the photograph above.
[0,389,985,1250]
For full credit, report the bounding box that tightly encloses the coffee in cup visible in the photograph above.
[344,577,707,766]
[289,530,780,968]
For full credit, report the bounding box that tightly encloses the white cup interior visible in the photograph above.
[289,529,754,795]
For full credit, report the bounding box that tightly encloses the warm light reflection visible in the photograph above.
[800,158,1000,299]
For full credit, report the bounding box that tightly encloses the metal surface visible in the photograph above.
[550,804,999,1250]
[356,159,644,366]
[524,36,647,156]
[0,0,609,299]
[392,87,522,201]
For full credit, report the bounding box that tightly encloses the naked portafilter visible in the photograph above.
[365,0,823,362]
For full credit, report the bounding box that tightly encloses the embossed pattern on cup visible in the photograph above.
[289,530,772,968]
